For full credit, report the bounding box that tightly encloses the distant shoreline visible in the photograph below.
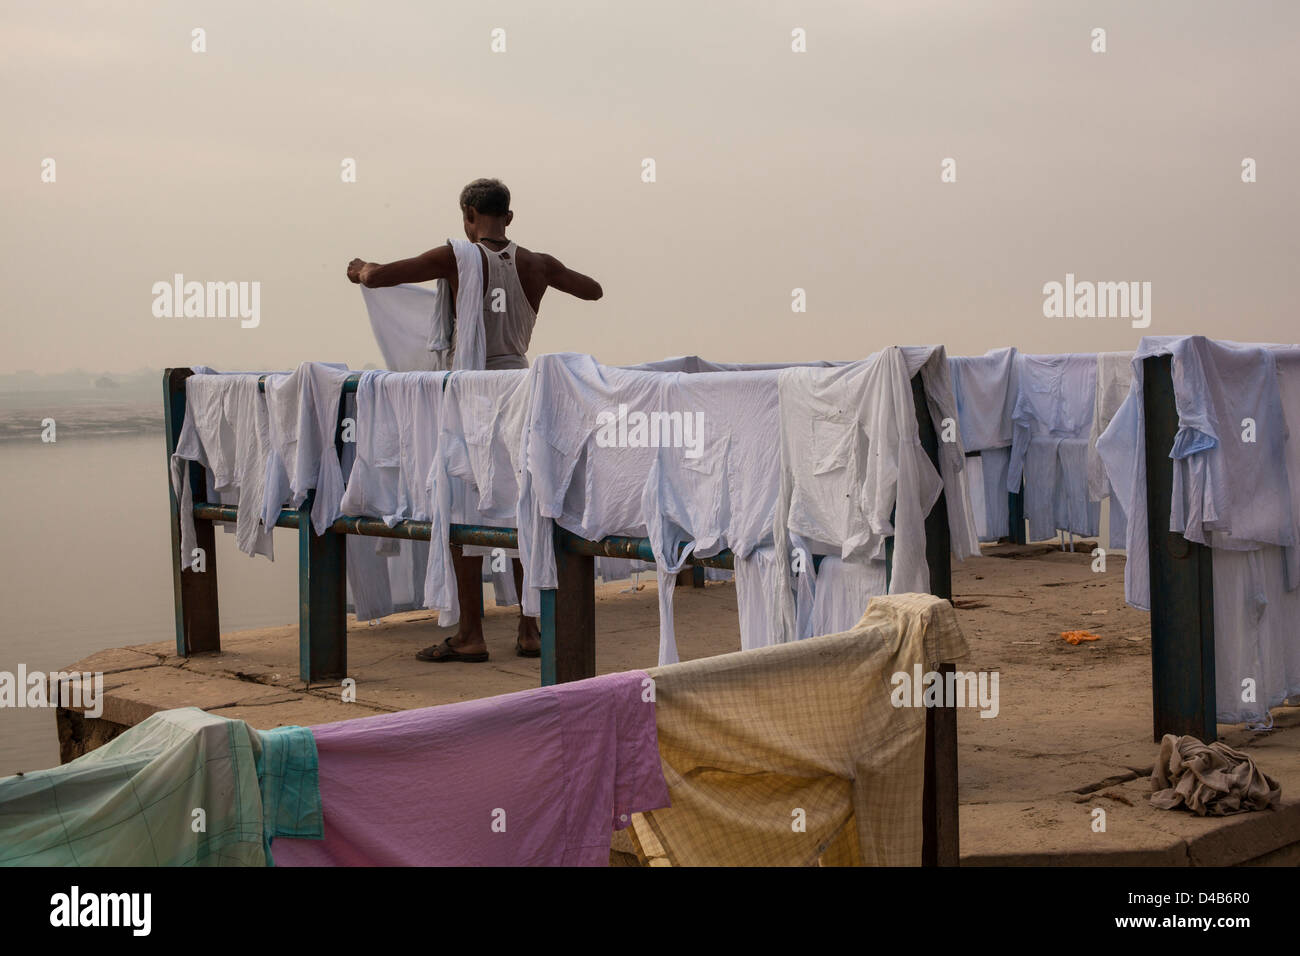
[0,399,161,442]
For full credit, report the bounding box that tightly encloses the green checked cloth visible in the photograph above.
[253,724,323,865]
[0,707,321,866]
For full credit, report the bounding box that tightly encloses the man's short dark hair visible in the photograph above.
[459,178,511,217]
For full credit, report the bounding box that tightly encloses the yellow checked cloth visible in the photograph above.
[627,593,968,866]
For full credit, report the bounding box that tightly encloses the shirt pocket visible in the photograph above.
[462,393,495,447]
[811,416,856,476]
[543,392,596,460]
[680,427,725,476]
[371,418,401,468]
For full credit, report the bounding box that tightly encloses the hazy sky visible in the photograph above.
[4,0,1297,375]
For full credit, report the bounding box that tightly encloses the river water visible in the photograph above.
[0,394,299,772]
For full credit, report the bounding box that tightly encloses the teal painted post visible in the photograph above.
[1143,354,1216,741]
[298,384,353,683]
[164,368,220,657]
[298,493,348,684]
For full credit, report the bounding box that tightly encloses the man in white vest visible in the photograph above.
[348,178,603,660]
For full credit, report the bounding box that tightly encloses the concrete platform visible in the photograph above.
[57,545,1300,866]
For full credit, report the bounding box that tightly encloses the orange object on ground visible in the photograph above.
[1061,630,1101,645]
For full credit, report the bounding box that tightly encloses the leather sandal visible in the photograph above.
[417,636,489,663]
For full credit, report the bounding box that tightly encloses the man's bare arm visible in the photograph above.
[542,254,603,301]
[347,245,456,287]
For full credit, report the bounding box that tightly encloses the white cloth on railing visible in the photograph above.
[339,372,395,622]
[1097,336,1300,722]
[640,369,786,661]
[337,370,443,621]
[1211,545,1300,723]
[443,370,532,524]
[733,546,785,652]
[1022,435,1100,539]
[1007,352,1097,489]
[171,371,278,565]
[602,357,844,644]
[900,345,981,558]
[772,346,979,646]
[1169,346,1294,555]
[1006,352,1098,541]
[517,354,806,663]
[1096,366,1146,605]
[423,370,530,627]
[975,447,1011,541]
[387,373,444,525]
[809,555,888,638]
[1058,437,1101,537]
[771,351,926,642]
[1088,351,1134,501]
[949,348,1019,540]
[346,538,394,622]
[948,347,1019,453]
[339,370,404,521]
[263,362,353,536]
[1102,337,1295,602]
[517,354,661,620]
[339,368,519,623]
[1023,437,1062,540]
[1211,343,1300,721]
[625,356,851,653]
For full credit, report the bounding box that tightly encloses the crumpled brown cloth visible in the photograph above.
[1149,734,1281,816]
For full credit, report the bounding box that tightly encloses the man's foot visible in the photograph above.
[416,636,489,663]
[516,616,541,658]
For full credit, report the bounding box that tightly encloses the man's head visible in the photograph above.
[459,178,513,240]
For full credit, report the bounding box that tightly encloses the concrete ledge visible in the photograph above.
[960,796,1300,866]
[54,581,742,761]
